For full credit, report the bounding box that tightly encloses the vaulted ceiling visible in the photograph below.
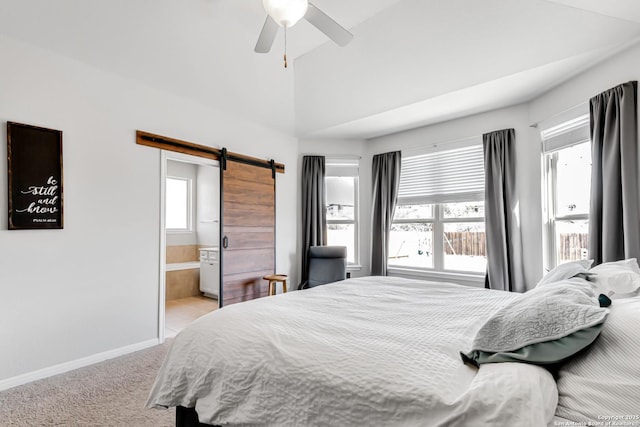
[0,0,639,139]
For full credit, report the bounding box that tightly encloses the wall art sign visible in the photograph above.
[7,122,63,229]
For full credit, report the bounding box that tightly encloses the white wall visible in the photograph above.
[529,41,640,136]
[0,35,298,385]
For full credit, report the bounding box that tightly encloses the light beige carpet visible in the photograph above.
[0,341,174,426]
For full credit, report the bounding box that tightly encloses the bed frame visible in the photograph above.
[176,406,218,427]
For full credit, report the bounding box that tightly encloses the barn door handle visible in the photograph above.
[222,236,229,249]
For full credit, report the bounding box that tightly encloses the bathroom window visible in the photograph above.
[166,177,192,231]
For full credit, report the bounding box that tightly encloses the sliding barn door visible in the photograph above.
[220,155,275,307]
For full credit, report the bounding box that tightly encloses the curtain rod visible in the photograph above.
[302,154,362,160]
[529,101,589,129]
[401,135,481,156]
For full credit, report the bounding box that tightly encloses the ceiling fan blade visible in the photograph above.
[255,15,279,53]
[305,3,353,47]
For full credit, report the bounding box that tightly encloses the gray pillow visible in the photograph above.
[462,279,608,367]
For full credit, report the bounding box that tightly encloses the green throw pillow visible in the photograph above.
[460,323,604,367]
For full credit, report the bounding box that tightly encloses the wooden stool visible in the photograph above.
[263,274,287,296]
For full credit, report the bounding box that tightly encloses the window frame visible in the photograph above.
[165,175,193,233]
[388,138,486,276]
[389,202,485,274]
[543,145,590,269]
[539,108,591,270]
[325,163,360,267]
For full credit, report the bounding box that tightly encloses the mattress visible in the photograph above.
[147,276,558,426]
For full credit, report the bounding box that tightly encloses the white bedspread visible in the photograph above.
[147,276,558,426]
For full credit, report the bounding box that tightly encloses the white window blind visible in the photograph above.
[540,114,590,153]
[397,144,485,204]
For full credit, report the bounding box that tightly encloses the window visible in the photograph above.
[389,141,486,274]
[389,204,434,268]
[166,177,192,231]
[325,158,359,265]
[541,113,591,268]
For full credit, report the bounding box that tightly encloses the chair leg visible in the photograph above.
[268,281,275,296]
[282,280,287,293]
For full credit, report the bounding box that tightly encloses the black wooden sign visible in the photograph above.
[7,122,63,229]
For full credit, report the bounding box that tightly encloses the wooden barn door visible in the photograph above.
[219,151,275,307]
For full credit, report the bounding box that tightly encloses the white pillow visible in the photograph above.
[536,260,593,288]
[555,296,640,421]
[591,258,640,274]
[590,258,640,298]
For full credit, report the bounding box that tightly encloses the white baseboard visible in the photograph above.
[0,338,159,392]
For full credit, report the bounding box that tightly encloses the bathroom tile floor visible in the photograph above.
[165,295,218,338]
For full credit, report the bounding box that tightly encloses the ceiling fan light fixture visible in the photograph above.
[262,0,308,28]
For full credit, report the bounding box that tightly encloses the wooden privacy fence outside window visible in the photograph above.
[442,231,588,262]
[558,233,589,262]
[443,231,486,257]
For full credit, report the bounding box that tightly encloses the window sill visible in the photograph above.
[387,267,484,287]
[346,264,362,272]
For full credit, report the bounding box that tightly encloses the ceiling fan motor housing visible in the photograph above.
[262,0,309,28]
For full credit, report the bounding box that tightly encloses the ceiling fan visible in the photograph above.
[255,0,353,67]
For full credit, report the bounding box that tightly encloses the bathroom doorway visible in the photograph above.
[159,151,220,341]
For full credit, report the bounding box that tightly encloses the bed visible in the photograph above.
[147,266,640,426]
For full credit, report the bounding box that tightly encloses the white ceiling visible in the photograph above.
[0,0,639,139]
[294,0,640,139]
[546,0,640,23]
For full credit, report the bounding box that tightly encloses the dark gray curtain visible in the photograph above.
[484,129,525,292]
[588,81,640,265]
[370,151,401,276]
[301,156,327,283]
